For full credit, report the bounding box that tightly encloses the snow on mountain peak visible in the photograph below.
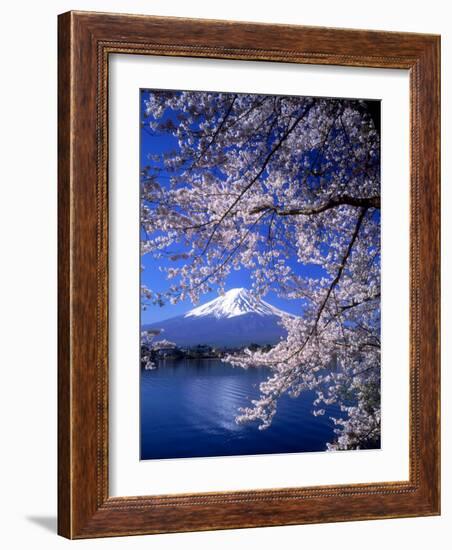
[184,287,291,319]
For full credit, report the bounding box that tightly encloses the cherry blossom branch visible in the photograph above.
[249,195,380,217]
[189,94,238,171]
[200,100,316,255]
[247,207,368,367]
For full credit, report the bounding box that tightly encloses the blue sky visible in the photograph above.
[139,90,325,324]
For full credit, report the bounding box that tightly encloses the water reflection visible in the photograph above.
[140,359,339,460]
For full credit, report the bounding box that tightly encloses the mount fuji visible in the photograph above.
[143,288,295,348]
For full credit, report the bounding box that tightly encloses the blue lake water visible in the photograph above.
[140,358,341,460]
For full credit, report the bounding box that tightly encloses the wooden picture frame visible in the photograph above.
[58,10,440,539]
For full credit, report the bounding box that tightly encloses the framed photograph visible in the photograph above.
[58,11,440,538]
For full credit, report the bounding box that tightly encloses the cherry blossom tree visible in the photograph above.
[140,90,381,450]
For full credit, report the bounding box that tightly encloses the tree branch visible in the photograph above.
[249,195,380,217]
[188,94,238,172]
[311,207,368,334]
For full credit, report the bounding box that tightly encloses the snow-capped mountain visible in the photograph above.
[143,288,294,348]
[185,287,289,319]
